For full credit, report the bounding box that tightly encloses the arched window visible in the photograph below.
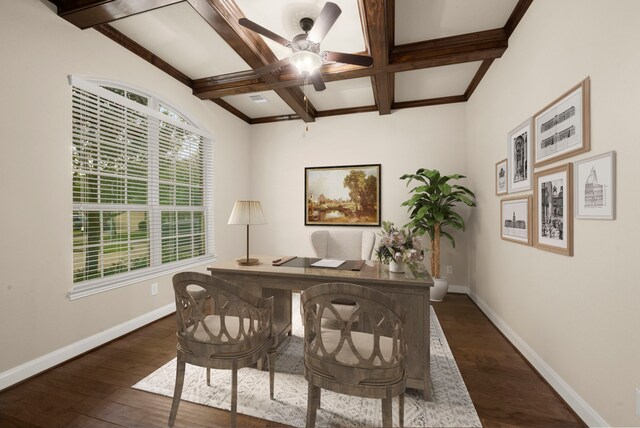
[69,77,214,299]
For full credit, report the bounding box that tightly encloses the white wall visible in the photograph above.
[248,105,473,287]
[0,0,250,377]
[465,0,640,425]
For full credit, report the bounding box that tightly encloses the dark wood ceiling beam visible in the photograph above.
[392,95,466,110]
[211,99,251,123]
[194,27,508,99]
[389,28,508,73]
[316,105,378,118]
[505,0,535,37]
[193,63,373,98]
[94,24,192,87]
[358,0,393,115]
[250,114,300,124]
[52,0,184,29]
[464,59,494,100]
[186,0,316,122]
[249,104,379,124]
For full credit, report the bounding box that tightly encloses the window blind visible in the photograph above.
[70,78,214,298]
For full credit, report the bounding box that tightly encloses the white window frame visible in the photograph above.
[68,76,216,300]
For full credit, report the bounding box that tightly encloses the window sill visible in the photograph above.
[67,256,216,300]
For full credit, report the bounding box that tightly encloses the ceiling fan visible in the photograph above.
[238,2,373,91]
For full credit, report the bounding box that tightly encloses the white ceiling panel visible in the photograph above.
[110,3,250,79]
[235,0,366,60]
[395,62,482,102]
[305,77,374,111]
[223,91,295,118]
[395,0,518,44]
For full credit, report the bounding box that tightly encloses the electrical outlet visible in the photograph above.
[151,283,158,296]
[446,265,453,275]
[636,387,640,417]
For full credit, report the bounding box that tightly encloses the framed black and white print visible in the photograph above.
[533,163,573,256]
[533,77,590,168]
[496,159,508,195]
[501,195,532,245]
[507,118,532,193]
[574,151,616,219]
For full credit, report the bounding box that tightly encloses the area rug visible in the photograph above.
[133,294,480,427]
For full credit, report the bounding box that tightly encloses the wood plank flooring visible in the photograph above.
[0,293,585,427]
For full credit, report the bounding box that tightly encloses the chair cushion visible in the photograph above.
[312,329,394,365]
[186,315,259,343]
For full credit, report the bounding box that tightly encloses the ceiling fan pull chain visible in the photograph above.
[304,75,309,135]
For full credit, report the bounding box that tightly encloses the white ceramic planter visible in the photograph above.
[389,260,405,273]
[430,277,449,302]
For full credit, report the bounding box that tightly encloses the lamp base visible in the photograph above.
[236,257,260,266]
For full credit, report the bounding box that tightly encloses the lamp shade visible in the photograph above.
[227,200,266,225]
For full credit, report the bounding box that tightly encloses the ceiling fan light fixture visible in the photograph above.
[290,50,322,74]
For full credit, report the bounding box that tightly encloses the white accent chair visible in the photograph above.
[309,230,376,261]
[307,230,376,323]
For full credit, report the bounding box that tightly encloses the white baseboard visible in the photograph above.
[0,303,176,391]
[468,291,609,427]
[448,284,470,294]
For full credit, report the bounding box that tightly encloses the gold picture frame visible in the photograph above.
[500,195,532,246]
[305,164,381,226]
[495,158,508,195]
[533,77,590,168]
[533,163,573,256]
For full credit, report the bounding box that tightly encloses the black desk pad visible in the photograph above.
[279,257,364,271]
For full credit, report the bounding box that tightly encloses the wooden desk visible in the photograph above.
[208,256,433,400]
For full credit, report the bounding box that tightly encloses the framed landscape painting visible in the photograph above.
[496,158,508,195]
[507,118,532,193]
[574,151,616,219]
[305,164,381,226]
[533,77,590,168]
[533,163,573,256]
[501,195,532,245]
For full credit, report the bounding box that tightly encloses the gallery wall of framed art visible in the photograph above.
[495,76,616,255]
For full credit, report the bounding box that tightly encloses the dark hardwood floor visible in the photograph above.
[0,293,585,427]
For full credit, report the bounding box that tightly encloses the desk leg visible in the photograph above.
[262,288,292,346]
[423,294,432,400]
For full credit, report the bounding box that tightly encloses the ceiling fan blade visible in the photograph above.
[252,58,290,76]
[310,72,326,91]
[323,51,373,67]
[307,2,342,44]
[239,18,291,47]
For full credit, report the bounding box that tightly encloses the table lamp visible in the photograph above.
[228,200,265,266]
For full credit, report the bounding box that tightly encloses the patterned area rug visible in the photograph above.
[133,294,480,427]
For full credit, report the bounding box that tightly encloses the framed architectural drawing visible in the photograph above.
[305,164,381,226]
[574,151,616,219]
[507,118,532,193]
[500,195,532,245]
[533,77,590,168]
[533,163,573,256]
[496,159,508,195]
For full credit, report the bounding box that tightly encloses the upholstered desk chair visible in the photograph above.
[301,282,407,427]
[169,272,276,428]
[308,230,376,322]
[309,229,376,260]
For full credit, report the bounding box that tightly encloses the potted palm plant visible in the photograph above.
[400,168,476,301]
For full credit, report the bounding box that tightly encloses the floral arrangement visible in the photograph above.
[375,221,425,266]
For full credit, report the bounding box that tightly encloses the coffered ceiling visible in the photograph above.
[49,0,533,124]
